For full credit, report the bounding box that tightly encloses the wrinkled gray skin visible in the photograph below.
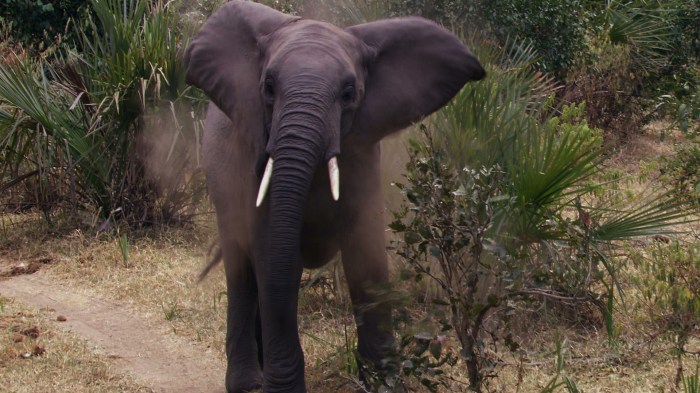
[184,2,484,392]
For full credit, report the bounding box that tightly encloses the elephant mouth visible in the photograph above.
[256,156,339,207]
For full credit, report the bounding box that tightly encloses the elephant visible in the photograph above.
[184,1,484,392]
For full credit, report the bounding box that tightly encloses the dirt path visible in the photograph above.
[0,271,226,393]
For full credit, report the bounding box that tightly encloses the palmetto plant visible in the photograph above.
[592,0,677,73]
[0,0,204,226]
[436,37,687,249]
[391,38,690,391]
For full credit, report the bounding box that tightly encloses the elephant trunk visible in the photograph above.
[258,120,326,391]
[256,83,341,390]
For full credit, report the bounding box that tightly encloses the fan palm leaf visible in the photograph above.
[432,35,689,249]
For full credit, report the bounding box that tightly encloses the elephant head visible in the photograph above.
[185,1,483,201]
[184,1,484,391]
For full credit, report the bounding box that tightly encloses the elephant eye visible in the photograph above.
[264,76,275,98]
[341,83,355,104]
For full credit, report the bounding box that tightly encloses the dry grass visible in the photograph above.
[1,213,698,392]
[0,296,153,392]
[603,121,682,176]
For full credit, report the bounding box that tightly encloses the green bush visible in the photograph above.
[631,241,700,387]
[668,0,700,68]
[0,0,88,49]
[0,0,205,226]
[387,0,478,24]
[563,44,646,142]
[479,0,588,79]
[389,37,689,391]
[661,144,700,205]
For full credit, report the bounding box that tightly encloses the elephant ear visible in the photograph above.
[347,18,485,141]
[184,1,298,123]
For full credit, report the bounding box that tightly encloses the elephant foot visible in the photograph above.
[226,368,262,393]
[227,380,262,393]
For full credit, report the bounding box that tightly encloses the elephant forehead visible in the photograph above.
[264,21,363,69]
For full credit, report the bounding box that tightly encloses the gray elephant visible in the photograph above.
[184,1,484,392]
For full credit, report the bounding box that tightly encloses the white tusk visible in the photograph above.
[328,157,339,201]
[256,158,274,207]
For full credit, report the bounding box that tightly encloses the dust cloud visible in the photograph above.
[136,102,204,214]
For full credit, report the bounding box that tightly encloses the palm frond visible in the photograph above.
[592,190,691,241]
[605,0,676,72]
[435,39,557,173]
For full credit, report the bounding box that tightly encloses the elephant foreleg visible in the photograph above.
[255,259,306,392]
[223,245,263,393]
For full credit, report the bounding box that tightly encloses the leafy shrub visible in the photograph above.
[661,144,700,206]
[387,0,478,24]
[389,37,688,391]
[361,323,457,392]
[390,124,608,391]
[563,44,645,142]
[479,0,588,79]
[631,241,700,387]
[0,0,88,49]
[561,0,698,140]
[654,80,700,135]
[0,0,205,226]
[667,0,700,68]
[660,0,700,128]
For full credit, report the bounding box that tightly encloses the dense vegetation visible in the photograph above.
[1,0,699,392]
[0,0,205,226]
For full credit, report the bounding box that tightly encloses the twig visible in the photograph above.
[0,170,39,194]
[509,289,593,302]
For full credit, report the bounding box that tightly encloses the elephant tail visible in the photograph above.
[198,244,223,283]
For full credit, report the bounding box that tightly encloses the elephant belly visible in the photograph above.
[300,178,341,269]
[300,227,340,269]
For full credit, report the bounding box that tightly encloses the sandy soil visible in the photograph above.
[0,268,226,393]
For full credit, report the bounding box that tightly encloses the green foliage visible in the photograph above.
[391,132,503,391]
[596,1,699,135]
[564,44,647,141]
[657,1,700,133]
[685,365,700,393]
[76,0,189,102]
[361,326,457,392]
[479,0,588,79]
[434,40,606,245]
[666,0,700,68]
[539,340,582,393]
[0,0,205,226]
[654,79,700,135]
[391,37,690,391]
[434,38,558,172]
[631,241,700,386]
[661,144,700,205]
[387,0,478,24]
[117,231,130,267]
[590,0,676,73]
[633,241,700,336]
[161,300,182,321]
[0,0,88,49]
[391,127,609,391]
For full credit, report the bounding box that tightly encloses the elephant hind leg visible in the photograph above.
[223,247,263,393]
